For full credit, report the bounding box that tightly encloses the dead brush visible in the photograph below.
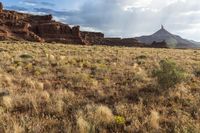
[0,73,13,88]
[150,110,160,129]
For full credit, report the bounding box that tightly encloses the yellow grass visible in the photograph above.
[0,41,199,132]
[150,110,160,129]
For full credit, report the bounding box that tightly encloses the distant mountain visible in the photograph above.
[190,40,200,45]
[135,25,199,48]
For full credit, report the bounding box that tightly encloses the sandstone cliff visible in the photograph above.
[0,2,85,44]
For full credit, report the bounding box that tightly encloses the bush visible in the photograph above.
[19,53,33,59]
[153,59,187,89]
[194,69,200,77]
[136,55,147,60]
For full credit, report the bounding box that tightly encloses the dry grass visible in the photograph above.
[94,105,114,124]
[77,116,91,133]
[0,41,199,132]
[150,110,160,129]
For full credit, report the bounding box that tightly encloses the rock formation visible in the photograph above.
[0,2,85,44]
[0,2,3,11]
[97,38,144,47]
[80,32,144,47]
[0,2,144,47]
[135,25,199,48]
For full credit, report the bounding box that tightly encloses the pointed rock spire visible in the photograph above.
[161,25,164,30]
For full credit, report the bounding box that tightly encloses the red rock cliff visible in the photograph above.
[0,2,85,44]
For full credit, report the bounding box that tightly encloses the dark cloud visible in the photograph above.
[33,8,76,16]
[40,2,55,7]
[21,0,55,7]
[6,6,29,11]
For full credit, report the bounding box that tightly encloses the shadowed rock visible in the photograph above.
[0,2,3,11]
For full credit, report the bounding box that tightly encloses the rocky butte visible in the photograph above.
[0,2,86,44]
[135,25,199,48]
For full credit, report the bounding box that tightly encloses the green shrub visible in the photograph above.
[194,69,200,77]
[19,53,33,59]
[136,55,147,60]
[153,59,187,89]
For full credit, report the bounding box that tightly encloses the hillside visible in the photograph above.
[135,25,199,48]
[0,41,199,132]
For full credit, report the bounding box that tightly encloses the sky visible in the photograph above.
[2,0,200,41]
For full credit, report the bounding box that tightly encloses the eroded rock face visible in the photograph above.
[80,31,104,45]
[0,2,144,47]
[0,3,85,44]
[0,2,3,11]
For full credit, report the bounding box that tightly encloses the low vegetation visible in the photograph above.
[0,41,199,133]
[153,59,187,89]
[194,66,200,78]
